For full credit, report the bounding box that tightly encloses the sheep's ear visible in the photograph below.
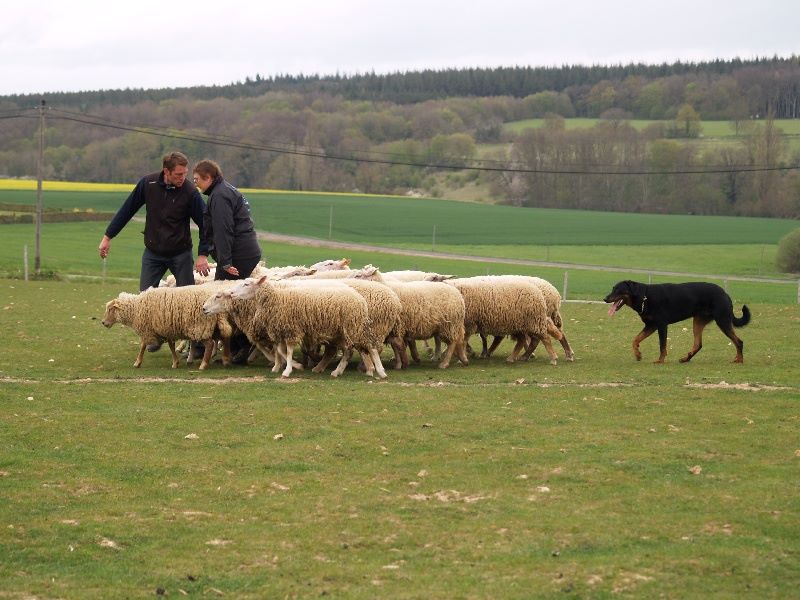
[257,275,268,285]
[342,258,351,266]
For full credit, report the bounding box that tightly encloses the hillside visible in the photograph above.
[1,58,799,217]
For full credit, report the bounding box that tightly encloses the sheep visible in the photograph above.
[209,276,372,378]
[249,263,317,280]
[334,278,405,378]
[383,270,454,282]
[101,284,234,370]
[310,258,351,271]
[445,276,560,365]
[479,275,575,361]
[354,267,468,369]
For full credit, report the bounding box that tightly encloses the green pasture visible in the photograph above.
[0,221,797,304]
[503,117,800,138]
[0,187,796,249]
[1,280,799,598]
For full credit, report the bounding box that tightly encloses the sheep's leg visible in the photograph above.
[199,339,214,370]
[281,341,296,377]
[486,335,504,358]
[312,344,339,373]
[220,337,232,366]
[331,347,353,377]
[438,339,457,369]
[559,332,575,361]
[370,348,388,379]
[479,333,490,357]
[456,337,470,366]
[272,342,287,373]
[535,333,559,365]
[506,335,527,363]
[386,336,405,369]
[433,335,442,360]
[360,350,375,378]
[165,341,179,368]
[408,339,421,364]
[423,336,442,360]
[522,335,539,361]
[134,341,147,368]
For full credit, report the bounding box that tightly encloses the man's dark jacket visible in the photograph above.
[105,171,209,257]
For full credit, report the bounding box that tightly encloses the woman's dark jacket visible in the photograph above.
[200,177,260,269]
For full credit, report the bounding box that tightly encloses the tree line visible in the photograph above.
[0,57,799,218]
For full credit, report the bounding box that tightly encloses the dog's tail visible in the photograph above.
[733,305,751,328]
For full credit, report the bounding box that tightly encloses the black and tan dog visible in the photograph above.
[604,280,751,363]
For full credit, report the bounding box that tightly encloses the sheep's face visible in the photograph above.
[202,290,230,314]
[310,258,350,271]
[353,265,379,280]
[230,276,264,300]
[101,299,119,327]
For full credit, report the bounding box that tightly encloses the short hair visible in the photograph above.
[162,152,189,171]
[193,159,223,180]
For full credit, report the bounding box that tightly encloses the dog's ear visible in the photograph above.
[626,280,643,297]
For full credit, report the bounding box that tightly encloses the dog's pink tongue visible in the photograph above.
[608,299,623,316]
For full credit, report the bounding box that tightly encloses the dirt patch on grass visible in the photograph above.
[684,381,794,392]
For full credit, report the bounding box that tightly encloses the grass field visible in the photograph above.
[503,118,800,137]
[1,280,799,598]
[2,181,799,596]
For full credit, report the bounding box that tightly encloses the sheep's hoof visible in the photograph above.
[133,362,141,368]
[199,363,208,370]
[311,366,325,374]
[549,359,558,366]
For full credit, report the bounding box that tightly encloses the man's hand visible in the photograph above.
[224,265,239,277]
[98,235,111,259]
[195,255,211,276]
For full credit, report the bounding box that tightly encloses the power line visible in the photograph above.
[4,106,800,176]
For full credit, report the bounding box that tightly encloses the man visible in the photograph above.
[99,151,210,352]
[98,151,210,290]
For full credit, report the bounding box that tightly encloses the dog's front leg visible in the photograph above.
[655,324,669,363]
[632,325,656,361]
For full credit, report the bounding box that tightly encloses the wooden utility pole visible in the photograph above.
[34,99,46,275]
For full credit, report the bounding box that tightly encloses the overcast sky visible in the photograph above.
[0,0,795,97]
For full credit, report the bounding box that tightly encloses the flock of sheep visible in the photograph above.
[101,259,575,378]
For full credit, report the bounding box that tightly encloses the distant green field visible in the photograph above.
[503,118,800,138]
[0,188,795,248]
[1,222,797,304]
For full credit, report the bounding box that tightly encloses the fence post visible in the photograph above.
[563,271,569,301]
[797,279,800,304]
[23,245,29,281]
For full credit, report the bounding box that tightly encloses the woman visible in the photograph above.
[193,159,262,364]
[193,159,262,281]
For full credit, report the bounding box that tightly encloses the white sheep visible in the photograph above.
[215,276,372,378]
[479,275,574,361]
[309,258,351,271]
[383,270,454,282]
[355,267,468,369]
[102,284,233,370]
[445,276,560,365]
[335,278,405,378]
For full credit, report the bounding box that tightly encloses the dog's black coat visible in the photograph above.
[604,280,750,363]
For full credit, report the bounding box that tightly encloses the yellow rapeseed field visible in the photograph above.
[0,178,131,192]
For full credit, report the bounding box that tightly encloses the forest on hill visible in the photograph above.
[1,57,799,217]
